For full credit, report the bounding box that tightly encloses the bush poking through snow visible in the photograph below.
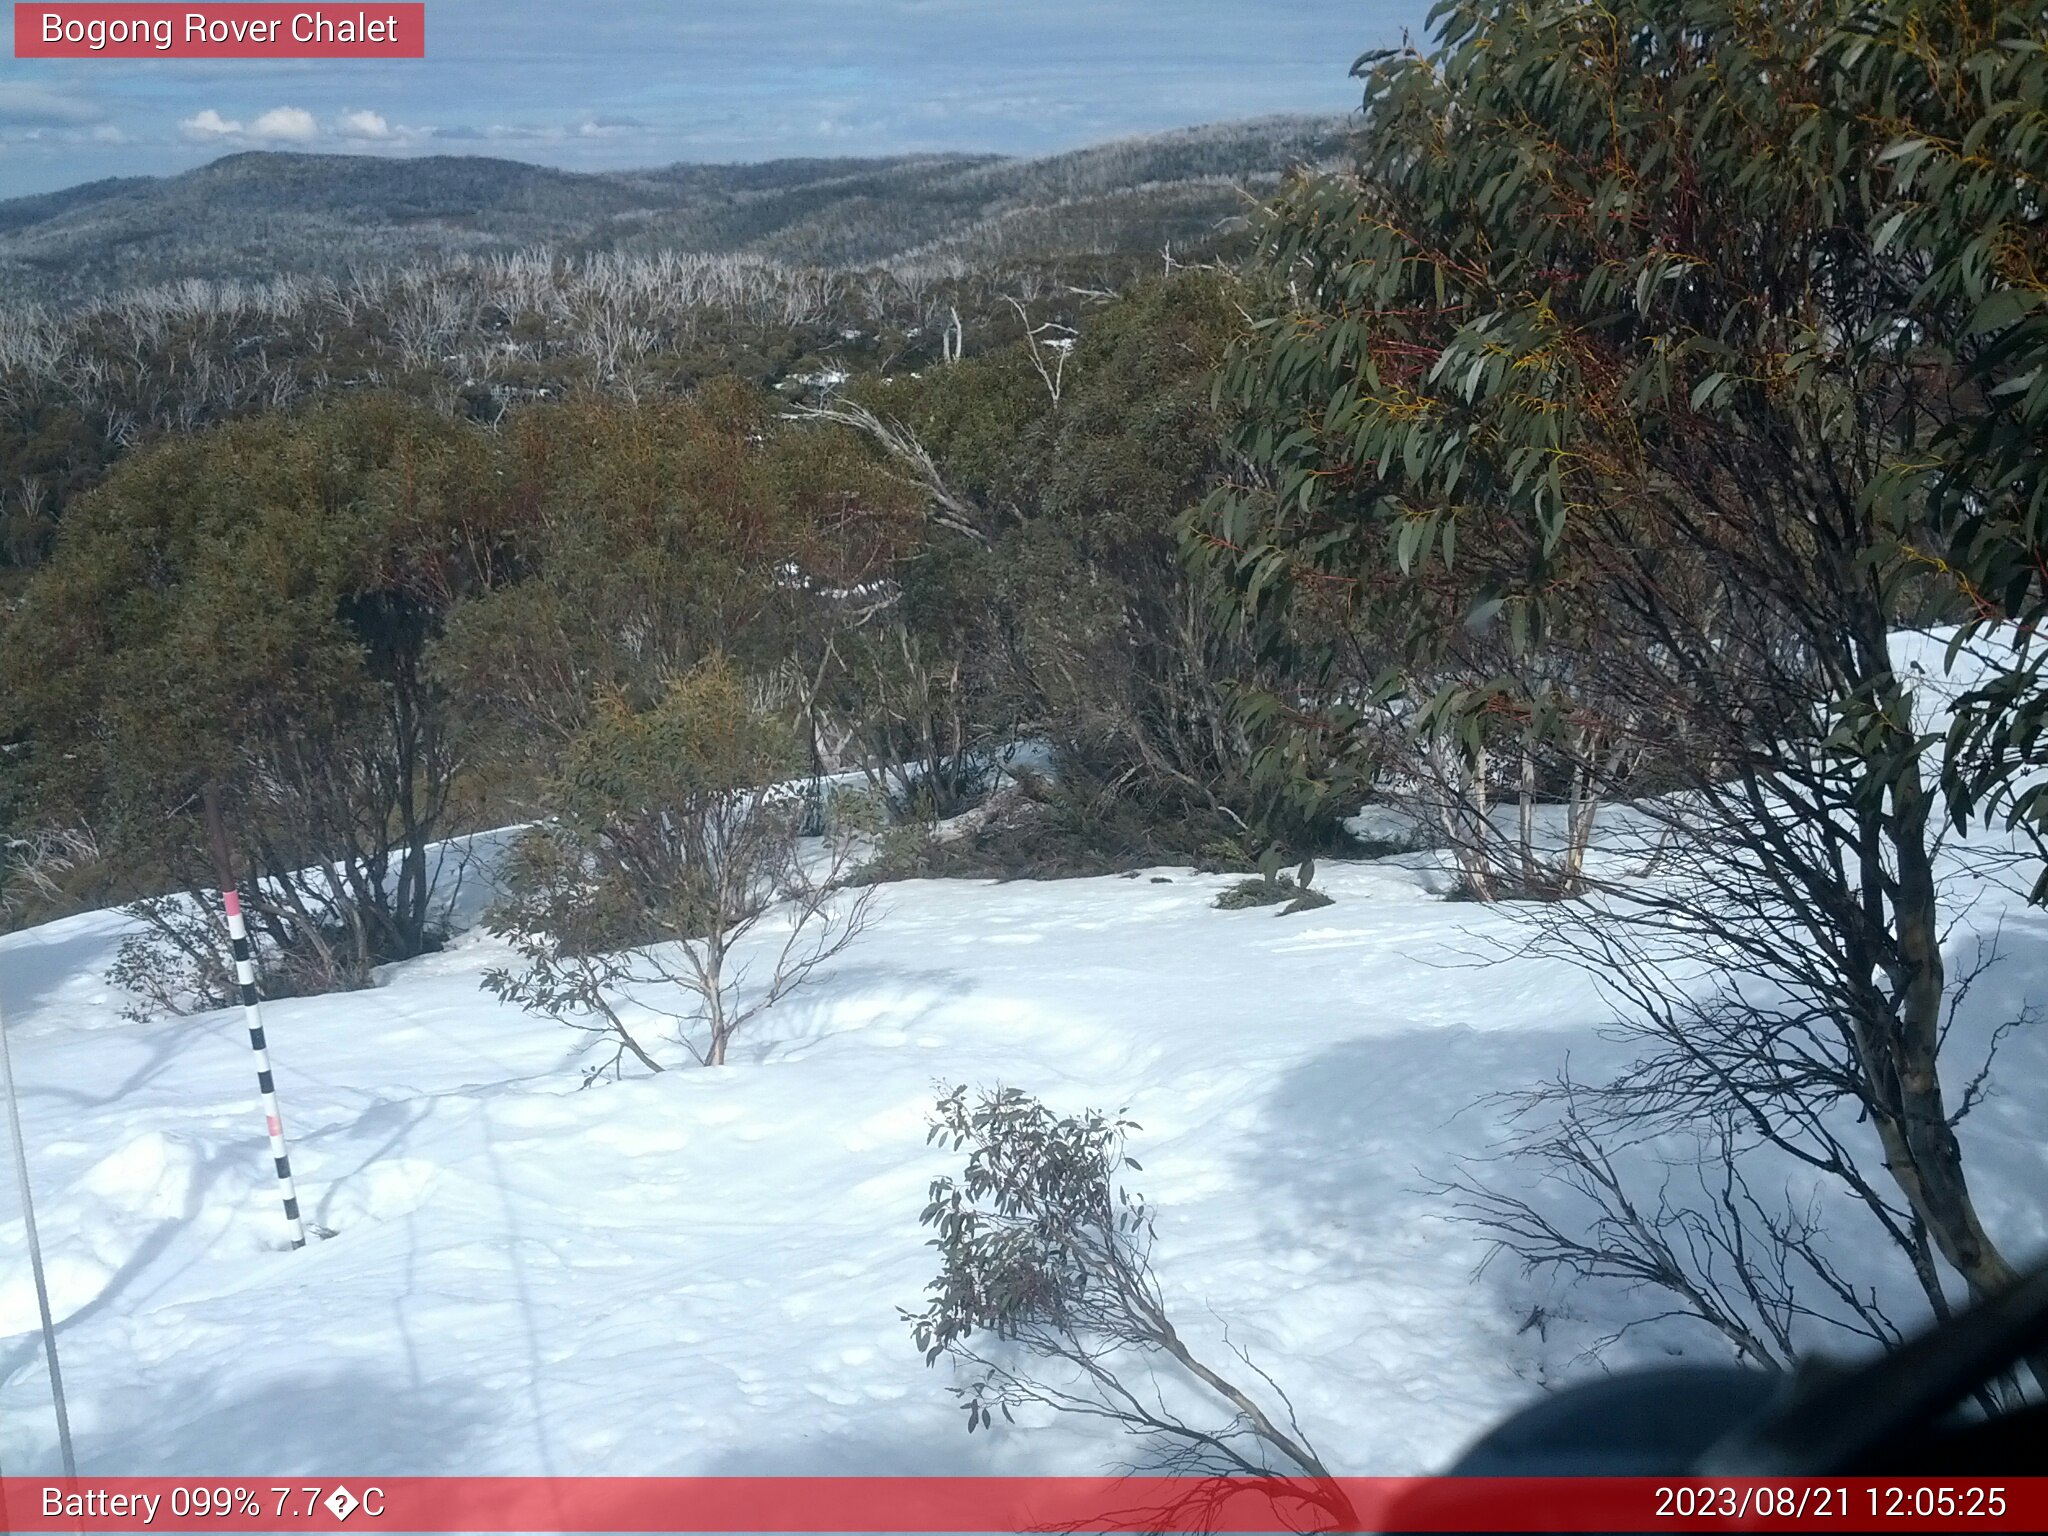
[1213,859,1333,915]
[106,898,238,1021]
[483,657,876,1074]
[908,1085,1353,1527]
[1214,876,1334,914]
[107,895,399,1021]
[1213,878,1289,911]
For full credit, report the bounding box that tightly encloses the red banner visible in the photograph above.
[13,4,424,58]
[0,1477,2043,1533]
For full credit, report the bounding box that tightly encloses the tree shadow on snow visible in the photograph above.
[1243,1026,1603,1265]
[10,1015,241,1116]
[1237,1025,1652,1394]
[0,918,137,1030]
[1242,997,2034,1394]
[688,1422,1009,1476]
[0,1136,256,1391]
[730,964,979,1066]
[1936,909,2048,1262]
[73,1363,497,1475]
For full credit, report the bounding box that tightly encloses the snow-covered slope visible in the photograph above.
[4,824,2046,1477]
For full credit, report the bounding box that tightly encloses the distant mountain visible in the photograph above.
[0,116,1350,304]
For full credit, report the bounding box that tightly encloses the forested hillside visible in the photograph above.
[0,115,1347,303]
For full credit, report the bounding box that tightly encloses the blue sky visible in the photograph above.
[0,1,1433,198]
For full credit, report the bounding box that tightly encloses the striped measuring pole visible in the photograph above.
[221,888,307,1250]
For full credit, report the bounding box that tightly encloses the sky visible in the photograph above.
[0,1,1433,199]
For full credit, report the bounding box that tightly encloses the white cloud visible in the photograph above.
[338,109,393,140]
[180,108,242,139]
[0,83,102,127]
[573,113,645,139]
[180,105,429,151]
[181,105,330,146]
[249,107,318,142]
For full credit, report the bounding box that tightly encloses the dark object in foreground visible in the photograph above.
[1446,1266,2048,1477]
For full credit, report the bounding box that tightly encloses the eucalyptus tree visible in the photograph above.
[1210,0,2047,1355]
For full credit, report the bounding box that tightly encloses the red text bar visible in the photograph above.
[1,1477,2044,1532]
[13,5,424,58]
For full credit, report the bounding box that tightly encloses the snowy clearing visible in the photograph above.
[4,813,2046,1477]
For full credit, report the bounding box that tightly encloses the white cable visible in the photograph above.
[0,980,76,1477]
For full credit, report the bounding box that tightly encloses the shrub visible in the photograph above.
[484,657,875,1073]
[1,393,500,990]
[909,1085,1352,1523]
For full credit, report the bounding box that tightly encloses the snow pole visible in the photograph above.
[223,887,307,1250]
[203,787,307,1251]
[0,973,77,1475]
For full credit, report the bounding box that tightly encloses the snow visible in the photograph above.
[3,636,2045,1479]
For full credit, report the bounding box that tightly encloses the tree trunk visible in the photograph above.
[1865,725,2044,1390]
[1518,747,1537,886]
[200,784,238,899]
[1876,756,2020,1297]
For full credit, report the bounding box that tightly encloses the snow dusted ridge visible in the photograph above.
[3,639,2046,1478]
